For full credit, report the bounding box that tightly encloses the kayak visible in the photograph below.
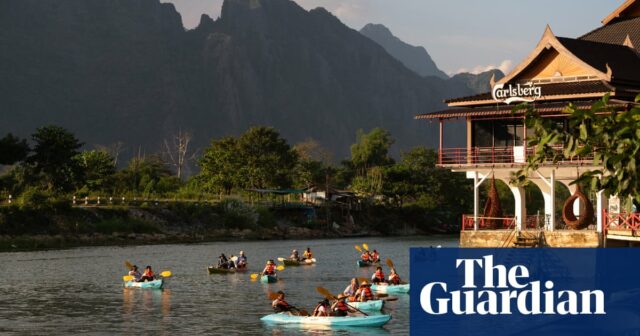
[124,279,163,289]
[349,300,384,311]
[370,283,410,294]
[261,275,278,283]
[357,260,379,267]
[283,258,316,266]
[207,266,249,274]
[261,313,391,328]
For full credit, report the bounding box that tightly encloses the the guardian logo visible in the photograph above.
[420,255,606,316]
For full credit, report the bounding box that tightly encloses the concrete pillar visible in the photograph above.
[510,186,526,231]
[534,170,555,231]
[473,172,479,231]
[596,190,608,234]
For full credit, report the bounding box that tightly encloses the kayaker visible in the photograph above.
[272,291,293,314]
[343,278,359,299]
[128,265,142,282]
[371,266,386,284]
[302,247,313,260]
[140,265,155,282]
[354,281,374,302]
[371,250,380,263]
[360,250,370,263]
[228,255,237,269]
[217,254,229,269]
[236,251,247,269]
[389,268,401,285]
[289,249,300,261]
[262,260,276,276]
[312,298,330,317]
[331,294,356,316]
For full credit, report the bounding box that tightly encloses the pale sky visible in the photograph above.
[161,0,621,75]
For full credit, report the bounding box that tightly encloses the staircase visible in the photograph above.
[513,231,540,248]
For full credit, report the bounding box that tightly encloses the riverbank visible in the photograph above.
[0,201,456,252]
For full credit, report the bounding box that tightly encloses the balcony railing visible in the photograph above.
[438,146,595,166]
[461,214,541,231]
[604,211,640,232]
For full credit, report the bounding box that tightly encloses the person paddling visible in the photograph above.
[262,260,277,276]
[128,265,142,282]
[312,298,330,317]
[236,251,247,269]
[389,268,401,285]
[361,250,371,263]
[371,249,380,263]
[343,278,359,300]
[140,266,155,282]
[371,266,386,284]
[217,254,229,269]
[272,291,294,314]
[331,294,357,316]
[303,247,313,261]
[289,249,300,261]
[355,280,374,302]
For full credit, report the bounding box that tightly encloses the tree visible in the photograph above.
[75,150,116,192]
[516,94,640,202]
[350,128,395,174]
[236,127,298,189]
[163,129,196,180]
[0,133,29,165]
[27,126,83,192]
[114,155,174,196]
[198,137,241,195]
[293,139,333,188]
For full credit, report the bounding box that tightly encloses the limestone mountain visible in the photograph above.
[0,0,474,162]
[360,23,449,79]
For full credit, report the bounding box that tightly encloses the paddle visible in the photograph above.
[355,245,362,253]
[386,258,394,269]
[125,260,134,270]
[160,271,172,278]
[316,287,368,316]
[277,257,286,262]
[123,275,134,282]
[362,243,369,251]
[251,265,285,280]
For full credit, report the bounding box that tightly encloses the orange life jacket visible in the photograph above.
[357,287,373,300]
[371,252,379,261]
[374,270,385,280]
[143,270,154,277]
[336,300,348,312]
[265,264,275,274]
[389,273,400,284]
[361,253,370,261]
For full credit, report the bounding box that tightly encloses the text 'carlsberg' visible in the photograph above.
[420,255,606,316]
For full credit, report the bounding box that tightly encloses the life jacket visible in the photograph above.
[371,252,379,262]
[335,300,349,312]
[265,264,275,274]
[357,287,373,300]
[304,251,313,259]
[389,273,401,284]
[143,270,154,277]
[373,270,385,280]
[272,298,289,309]
[361,253,370,261]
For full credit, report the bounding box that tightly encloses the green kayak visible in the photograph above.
[357,260,379,267]
[261,274,278,283]
[283,258,316,266]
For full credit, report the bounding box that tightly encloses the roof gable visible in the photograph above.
[603,0,640,25]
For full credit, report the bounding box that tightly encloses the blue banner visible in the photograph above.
[410,248,640,336]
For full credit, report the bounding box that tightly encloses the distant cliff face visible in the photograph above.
[360,23,449,79]
[449,69,505,95]
[0,0,473,160]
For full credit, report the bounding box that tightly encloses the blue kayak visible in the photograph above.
[261,313,391,328]
[370,283,409,294]
[349,300,384,311]
[261,275,278,283]
[124,279,163,289]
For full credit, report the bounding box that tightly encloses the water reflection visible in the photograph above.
[122,288,171,334]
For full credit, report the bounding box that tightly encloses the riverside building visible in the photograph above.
[416,0,640,247]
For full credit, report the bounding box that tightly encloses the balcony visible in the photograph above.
[438,146,595,167]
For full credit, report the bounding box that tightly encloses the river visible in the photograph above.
[0,235,458,335]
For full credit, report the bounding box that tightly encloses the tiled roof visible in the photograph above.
[415,101,628,120]
[444,80,614,104]
[581,16,640,48]
[557,37,640,83]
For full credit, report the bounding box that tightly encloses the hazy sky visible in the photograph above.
[161,0,620,75]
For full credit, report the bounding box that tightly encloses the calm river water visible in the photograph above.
[0,236,457,335]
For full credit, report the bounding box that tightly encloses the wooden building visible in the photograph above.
[416,0,640,247]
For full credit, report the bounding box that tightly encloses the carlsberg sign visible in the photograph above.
[492,82,542,104]
[420,255,605,315]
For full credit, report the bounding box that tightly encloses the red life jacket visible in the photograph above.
[143,270,154,277]
[265,264,275,274]
[361,253,370,261]
[358,287,373,299]
[336,300,348,312]
[372,252,379,261]
[374,270,385,279]
[389,273,400,284]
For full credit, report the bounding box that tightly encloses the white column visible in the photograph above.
[474,172,479,231]
[510,186,526,231]
[534,170,555,231]
[596,190,607,234]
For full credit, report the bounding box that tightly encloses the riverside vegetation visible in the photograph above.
[0,125,474,251]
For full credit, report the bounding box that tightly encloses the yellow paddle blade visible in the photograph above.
[355,245,362,253]
[250,273,259,279]
[160,271,172,278]
[123,275,134,282]
[276,265,285,271]
[277,257,285,262]
[363,243,369,251]
[386,258,394,269]
[316,287,336,300]
[125,261,133,270]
